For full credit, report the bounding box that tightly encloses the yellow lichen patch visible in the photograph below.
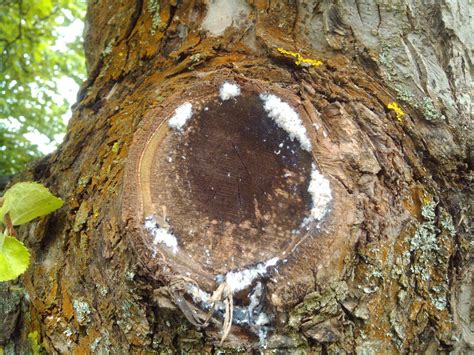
[112,141,120,153]
[276,48,323,68]
[387,102,405,121]
[422,195,431,207]
[28,331,41,355]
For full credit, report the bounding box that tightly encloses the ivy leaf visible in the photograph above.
[0,182,63,226]
[0,236,31,282]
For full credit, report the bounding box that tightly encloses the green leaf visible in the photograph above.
[0,236,31,282]
[0,182,63,226]
[0,0,86,176]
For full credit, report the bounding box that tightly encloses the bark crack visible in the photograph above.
[355,0,363,24]
[231,142,250,177]
[376,4,382,34]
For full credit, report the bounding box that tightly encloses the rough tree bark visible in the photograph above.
[1,0,472,353]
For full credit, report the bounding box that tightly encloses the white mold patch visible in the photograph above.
[224,257,279,293]
[308,164,332,221]
[144,216,178,254]
[259,93,312,152]
[168,102,193,131]
[188,284,211,305]
[219,82,241,101]
[201,0,251,36]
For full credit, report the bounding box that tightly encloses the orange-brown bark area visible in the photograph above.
[1,0,471,353]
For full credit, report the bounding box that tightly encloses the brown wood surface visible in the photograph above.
[1,0,472,353]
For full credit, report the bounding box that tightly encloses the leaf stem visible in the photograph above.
[0,230,5,250]
[3,213,16,237]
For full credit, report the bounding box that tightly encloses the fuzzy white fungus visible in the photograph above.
[187,284,211,304]
[219,82,241,101]
[225,257,279,293]
[255,312,270,326]
[168,102,193,130]
[144,216,178,254]
[308,164,332,221]
[260,93,312,151]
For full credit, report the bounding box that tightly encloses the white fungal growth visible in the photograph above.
[255,312,270,326]
[144,216,178,254]
[219,82,241,101]
[225,257,279,293]
[168,102,193,130]
[187,284,211,304]
[259,93,312,151]
[308,164,332,221]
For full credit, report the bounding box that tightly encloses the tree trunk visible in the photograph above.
[1,0,472,353]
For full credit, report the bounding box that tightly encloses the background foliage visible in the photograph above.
[0,0,86,176]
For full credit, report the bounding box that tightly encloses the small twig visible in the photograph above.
[168,276,236,344]
[220,292,234,345]
[208,282,234,345]
[168,276,210,328]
